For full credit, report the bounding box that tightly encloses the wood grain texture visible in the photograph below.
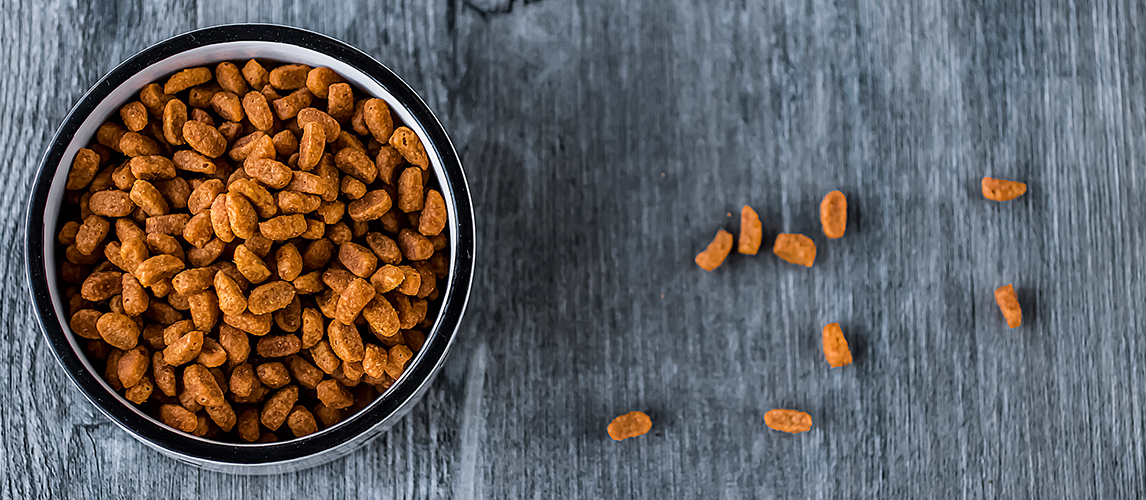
[3,0,1146,497]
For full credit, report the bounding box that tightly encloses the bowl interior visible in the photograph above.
[39,40,465,451]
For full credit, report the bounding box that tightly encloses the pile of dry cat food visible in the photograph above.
[58,60,450,442]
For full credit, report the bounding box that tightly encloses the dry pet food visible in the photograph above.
[772,233,816,267]
[821,323,852,368]
[981,177,1027,202]
[738,205,762,255]
[57,61,450,443]
[819,190,846,239]
[607,411,652,441]
[994,284,1022,328]
[764,409,812,434]
[695,229,733,271]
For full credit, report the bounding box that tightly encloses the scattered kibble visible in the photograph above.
[981,177,1027,202]
[821,323,852,368]
[608,411,652,441]
[764,408,812,434]
[819,190,847,239]
[738,205,762,255]
[695,229,733,271]
[994,284,1022,328]
[772,233,816,267]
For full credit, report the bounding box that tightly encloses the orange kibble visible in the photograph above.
[772,233,815,267]
[695,229,733,271]
[607,411,652,441]
[981,177,1027,202]
[994,284,1022,328]
[819,190,847,239]
[738,205,762,255]
[764,409,812,434]
[821,323,852,368]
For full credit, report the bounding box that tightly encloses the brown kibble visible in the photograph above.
[210,91,244,122]
[339,242,379,278]
[395,267,421,297]
[764,409,813,434]
[226,192,258,239]
[229,363,259,398]
[982,177,1027,202]
[276,191,322,215]
[272,87,313,120]
[822,323,853,368]
[305,67,342,98]
[187,238,225,267]
[140,84,173,118]
[75,215,110,256]
[163,329,203,366]
[396,167,423,213]
[298,121,326,170]
[121,274,148,317]
[259,214,308,240]
[311,340,341,374]
[389,126,429,169]
[151,352,177,396]
[296,107,340,143]
[145,213,191,235]
[772,233,816,268]
[242,60,270,89]
[366,233,403,265]
[336,278,376,325]
[130,180,169,216]
[257,361,291,388]
[236,407,261,442]
[287,405,319,437]
[204,401,237,432]
[370,265,406,295]
[385,344,413,380]
[160,404,198,433]
[316,379,354,410]
[164,67,212,94]
[362,99,394,143]
[183,211,214,248]
[66,148,101,190]
[995,284,1022,328]
[157,177,191,210]
[375,145,404,185]
[239,91,274,131]
[183,120,226,158]
[224,310,273,336]
[418,190,447,236]
[334,147,377,184]
[89,190,134,217]
[119,101,149,132]
[286,171,326,198]
[184,364,225,407]
[327,83,353,122]
[738,205,763,254]
[273,129,299,156]
[117,346,150,388]
[695,229,733,271]
[362,344,388,378]
[607,411,652,441]
[248,281,296,315]
[172,149,216,174]
[270,64,311,89]
[234,244,272,283]
[195,337,228,368]
[215,61,250,95]
[260,385,299,431]
[124,375,154,404]
[243,157,293,189]
[70,309,103,340]
[136,254,185,287]
[188,291,220,331]
[397,229,433,261]
[327,320,365,363]
[120,131,161,157]
[257,335,302,358]
[229,178,277,218]
[340,176,367,200]
[819,190,847,239]
[218,325,251,365]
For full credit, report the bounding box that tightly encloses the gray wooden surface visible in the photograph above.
[3,0,1145,497]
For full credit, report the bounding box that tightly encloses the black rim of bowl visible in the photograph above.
[24,24,474,465]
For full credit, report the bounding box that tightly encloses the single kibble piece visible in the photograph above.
[607,411,652,441]
[820,190,847,239]
[738,205,762,255]
[694,229,733,271]
[994,284,1022,328]
[764,409,813,434]
[772,233,816,268]
[982,177,1027,202]
[821,323,852,368]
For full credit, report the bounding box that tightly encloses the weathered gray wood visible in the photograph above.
[3,0,1146,497]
